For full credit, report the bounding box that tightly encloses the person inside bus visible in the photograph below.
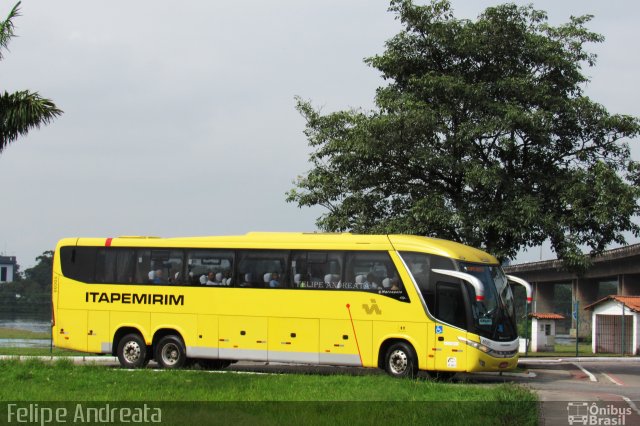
[206,271,217,286]
[269,272,280,288]
[363,273,379,290]
[390,277,401,291]
[153,269,166,284]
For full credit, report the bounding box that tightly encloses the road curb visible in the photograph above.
[519,357,640,364]
[0,355,118,363]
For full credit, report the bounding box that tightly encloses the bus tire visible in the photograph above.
[155,335,187,369]
[198,359,232,370]
[116,333,148,369]
[384,342,418,378]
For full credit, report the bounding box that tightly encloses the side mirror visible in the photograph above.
[432,269,485,301]
[507,275,532,303]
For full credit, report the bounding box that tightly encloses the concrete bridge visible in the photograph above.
[504,244,640,338]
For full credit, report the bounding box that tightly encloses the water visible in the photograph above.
[0,319,50,334]
[0,314,52,348]
[0,338,50,348]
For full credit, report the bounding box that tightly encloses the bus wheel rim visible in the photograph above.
[389,349,408,374]
[123,341,141,363]
[161,343,180,365]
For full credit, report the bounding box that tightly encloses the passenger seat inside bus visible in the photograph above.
[324,274,340,288]
[240,273,253,287]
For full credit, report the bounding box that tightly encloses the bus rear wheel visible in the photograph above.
[155,335,187,369]
[117,333,148,369]
[384,342,418,378]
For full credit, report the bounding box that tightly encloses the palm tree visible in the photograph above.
[0,2,62,154]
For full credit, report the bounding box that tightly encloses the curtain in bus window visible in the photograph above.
[115,250,135,283]
[95,249,117,283]
[135,249,152,284]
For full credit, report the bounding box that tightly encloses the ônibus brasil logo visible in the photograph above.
[567,402,632,425]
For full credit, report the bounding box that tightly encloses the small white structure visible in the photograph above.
[0,256,17,283]
[585,296,640,355]
[529,313,565,352]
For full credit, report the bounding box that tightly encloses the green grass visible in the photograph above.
[0,326,50,339]
[523,342,622,357]
[0,359,537,425]
[0,347,88,356]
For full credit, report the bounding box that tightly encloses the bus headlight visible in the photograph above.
[458,337,517,358]
[458,337,490,353]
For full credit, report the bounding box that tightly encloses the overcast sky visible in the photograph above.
[1,0,638,269]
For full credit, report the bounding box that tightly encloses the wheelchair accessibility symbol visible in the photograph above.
[435,325,443,334]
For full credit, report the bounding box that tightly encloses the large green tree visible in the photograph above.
[0,1,62,154]
[288,0,640,270]
[24,250,53,290]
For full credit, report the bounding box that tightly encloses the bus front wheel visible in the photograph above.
[384,342,418,379]
[116,333,148,368]
[155,335,187,369]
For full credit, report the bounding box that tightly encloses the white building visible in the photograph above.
[585,296,640,355]
[529,312,565,352]
[0,256,17,283]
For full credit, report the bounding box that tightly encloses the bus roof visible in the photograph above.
[59,232,498,264]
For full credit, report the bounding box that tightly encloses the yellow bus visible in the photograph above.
[52,232,531,378]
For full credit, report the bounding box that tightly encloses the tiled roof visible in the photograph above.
[584,295,640,312]
[529,312,565,320]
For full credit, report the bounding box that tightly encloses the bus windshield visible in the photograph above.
[458,262,517,341]
[400,251,517,342]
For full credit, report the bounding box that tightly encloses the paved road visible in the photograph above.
[457,359,640,425]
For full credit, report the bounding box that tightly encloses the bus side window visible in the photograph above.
[149,250,184,285]
[60,246,97,283]
[435,281,467,329]
[135,249,152,284]
[400,252,454,310]
[115,250,135,283]
[344,251,409,301]
[186,250,234,286]
[290,252,310,288]
[237,250,289,289]
[95,249,117,284]
[292,251,343,289]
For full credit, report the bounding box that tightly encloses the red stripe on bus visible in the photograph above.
[105,238,113,247]
[346,304,364,367]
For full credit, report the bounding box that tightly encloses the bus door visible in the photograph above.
[432,281,468,372]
